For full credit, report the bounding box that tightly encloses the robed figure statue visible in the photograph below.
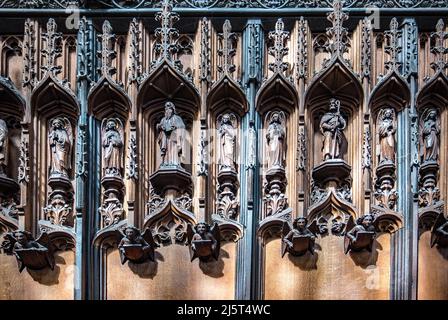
[266,111,286,170]
[377,107,396,164]
[48,117,72,177]
[0,119,8,175]
[420,107,440,162]
[320,98,346,161]
[156,102,186,168]
[218,113,237,171]
[102,118,124,176]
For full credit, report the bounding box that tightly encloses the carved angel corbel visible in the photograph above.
[116,226,159,264]
[186,222,221,262]
[344,214,376,254]
[281,217,317,257]
[1,231,55,273]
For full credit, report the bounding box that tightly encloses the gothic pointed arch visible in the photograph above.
[305,56,363,111]
[307,190,357,223]
[143,199,197,245]
[31,72,79,119]
[137,59,200,114]
[416,70,448,111]
[88,75,131,119]
[368,69,410,113]
[207,74,248,116]
[256,73,298,114]
[0,76,25,119]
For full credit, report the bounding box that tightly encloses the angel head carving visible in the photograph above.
[420,107,440,163]
[186,222,221,262]
[48,117,73,178]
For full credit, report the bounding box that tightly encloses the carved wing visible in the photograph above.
[1,233,17,254]
[185,223,195,245]
[281,221,292,258]
[307,219,319,236]
[210,222,221,260]
[142,228,159,248]
[431,213,447,248]
[36,232,55,270]
[344,216,355,254]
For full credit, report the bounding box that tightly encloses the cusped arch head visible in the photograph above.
[305,56,363,113]
[256,73,298,115]
[137,60,200,115]
[88,75,131,119]
[369,70,410,114]
[207,74,248,117]
[416,71,448,112]
[0,76,25,119]
[144,199,197,231]
[31,73,79,120]
[307,190,358,225]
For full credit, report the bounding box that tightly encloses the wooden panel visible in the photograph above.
[106,242,236,300]
[418,231,448,300]
[264,233,390,300]
[0,250,75,300]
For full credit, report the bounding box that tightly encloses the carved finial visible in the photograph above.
[218,20,237,78]
[128,18,142,85]
[296,16,308,80]
[268,18,289,74]
[326,0,349,57]
[23,18,37,88]
[384,18,402,72]
[199,17,211,83]
[98,20,116,77]
[154,0,179,63]
[430,19,448,73]
[361,17,372,80]
[41,18,62,76]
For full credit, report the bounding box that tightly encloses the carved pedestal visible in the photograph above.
[374,161,398,210]
[418,161,440,207]
[99,174,124,228]
[311,159,352,203]
[149,166,192,198]
[263,167,288,218]
[43,176,74,228]
[217,169,239,220]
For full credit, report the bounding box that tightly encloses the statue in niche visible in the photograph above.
[218,113,237,171]
[1,231,55,272]
[344,214,376,254]
[320,98,346,161]
[281,217,317,257]
[117,226,159,264]
[156,102,186,168]
[266,111,286,170]
[420,107,440,162]
[0,119,7,175]
[377,107,396,164]
[48,117,72,177]
[186,222,221,262]
[102,118,124,176]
